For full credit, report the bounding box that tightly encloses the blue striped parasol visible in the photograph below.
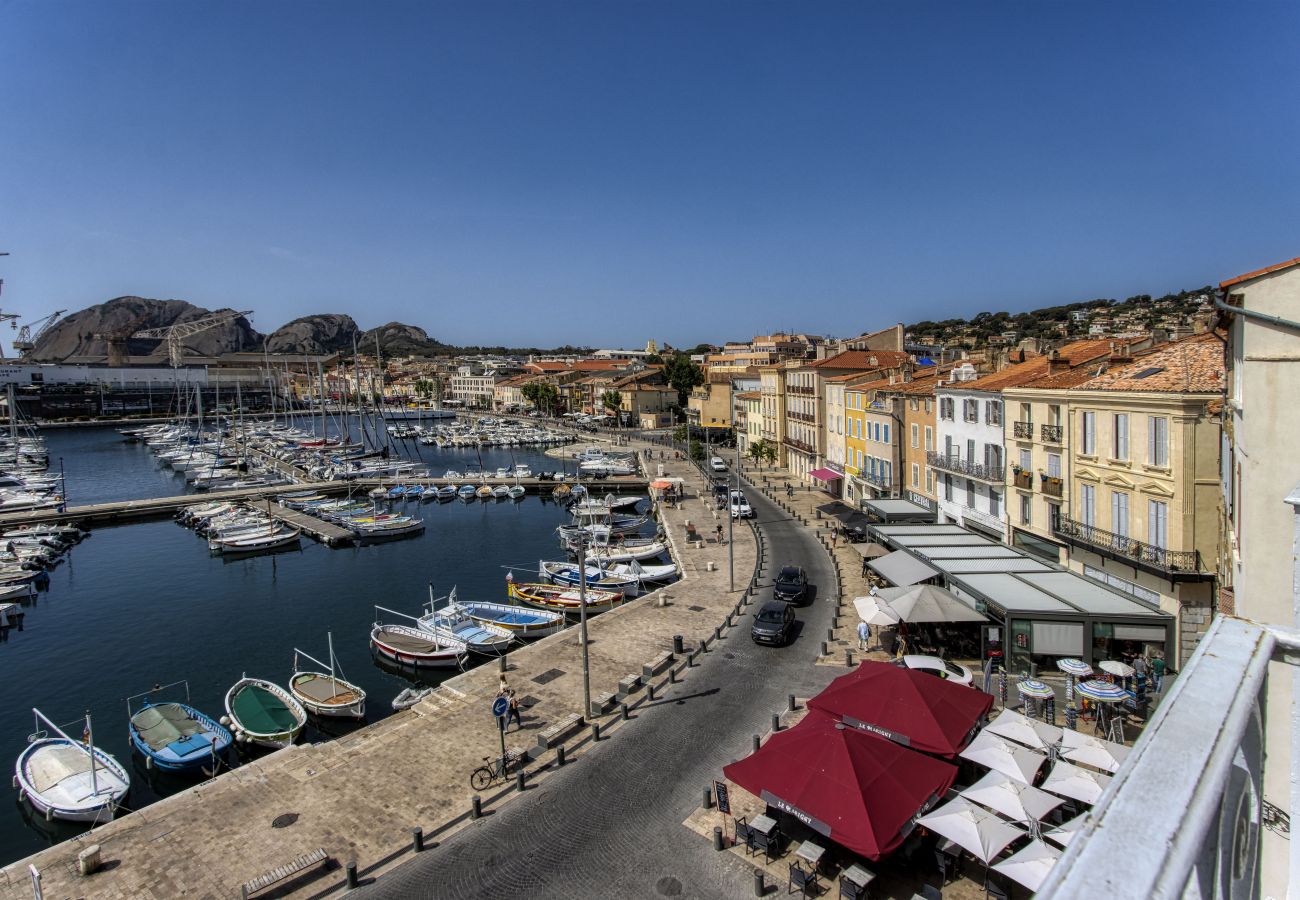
[1017,679,1055,700]
[1075,680,1126,703]
[1056,659,1092,677]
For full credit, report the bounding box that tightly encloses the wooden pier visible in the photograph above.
[266,505,356,546]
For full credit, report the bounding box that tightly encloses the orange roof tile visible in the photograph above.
[946,340,1114,392]
[1220,256,1300,289]
[1073,333,1224,393]
[807,350,911,370]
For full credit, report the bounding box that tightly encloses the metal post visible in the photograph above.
[578,538,591,724]
[591,722,601,742]
[752,734,761,752]
[345,861,359,890]
[788,694,796,712]
[471,795,482,819]
[411,826,425,852]
[556,744,566,766]
[754,870,765,897]
[713,826,725,851]
[516,770,526,792]
[703,786,714,809]
[771,713,780,733]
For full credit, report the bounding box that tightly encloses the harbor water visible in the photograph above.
[0,422,639,862]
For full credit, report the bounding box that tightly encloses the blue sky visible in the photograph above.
[1,2,1296,348]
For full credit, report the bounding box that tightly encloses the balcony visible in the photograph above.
[1040,473,1063,497]
[1040,424,1064,443]
[786,411,815,424]
[787,384,814,396]
[957,503,1004,534]
[1012,421,1034,440]
[1040,614,1298,899]
[783,436,814,454]
[1012,469,1033,490]
[926,450,1004,483]
[1052,515,1206,578]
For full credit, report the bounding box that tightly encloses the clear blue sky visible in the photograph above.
[1,2,1296,349]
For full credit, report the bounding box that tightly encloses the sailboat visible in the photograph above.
[16,709,130,822]
[290,633,367,719]
[417,586,514,656]
[507,578,624,616]
[371,605,467,668]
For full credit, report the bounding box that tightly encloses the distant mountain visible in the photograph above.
[264,314,361,354]
[362,322,447,358]
[29,296,261,362]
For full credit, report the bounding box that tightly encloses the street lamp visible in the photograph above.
[577,534,592,719]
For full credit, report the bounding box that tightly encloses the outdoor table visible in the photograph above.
[839,863,875,899]
[796,839,826,871]
[751,813,777,836]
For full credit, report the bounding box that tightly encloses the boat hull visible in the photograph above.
[290,672,366,719]
[370,625,465,669]
[16,739,130,822]
[224,679,307,750]
[128,702,233,774]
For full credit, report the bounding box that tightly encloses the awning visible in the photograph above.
[853,542,892,559]
[809,467,843,482]
[868,550,939,587]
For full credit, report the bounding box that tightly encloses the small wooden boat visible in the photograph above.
[127,694,232,774]
[457,484,477,501]
[552,483,572,499]
[507,486,526,501]
[540,560,642,595]
[223,676,306,749]
[579,539,671,564]
[16,710,130,822]
[291,634,366,719]
[507,580,624,616]
[352,518,426,541]
[491,485,510,499]
[436,485,457,501]
[216,527,301,555]
[604,560,678,582]
[476,485,493,500]
[417,587,514,656]
[459,599,565,638]
[371,608,467,668]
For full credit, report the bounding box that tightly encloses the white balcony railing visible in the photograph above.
[958,503,1004,534]
[1039,613,1299,899]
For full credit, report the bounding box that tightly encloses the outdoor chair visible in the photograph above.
[984,879,1010,900]
[934,848,958,885]
[735,819,758,856]
[788,861,820,898]
[754,829,778,863]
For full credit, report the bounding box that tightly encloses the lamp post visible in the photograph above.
[577,536,592,720]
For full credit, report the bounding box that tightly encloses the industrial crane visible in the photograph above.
[13,309,66,357]
[130,309,254,368]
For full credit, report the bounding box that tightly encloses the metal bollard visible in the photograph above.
[411,826,425,852]
[673,634,684,654]
[592,722,601,742]
[845,649,854,667]
[788,693,797,712]
[648,683,656,701]
[753,733,761,752]
[827,627,835,642]
[621,702,629,721]
[516,770,527,792]
[498,654,507,673]
[703,785,714,809]
[556,745,566,766]
[754,869,765,897]
[820,640,828,656]
[345,861,359,890]
[713,825,725,851]
[670,667,678,683]
[471,795,483,819]
[714,625,723,642]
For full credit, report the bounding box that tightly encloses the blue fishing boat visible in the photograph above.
[417,586,515,655]
[458,599,565,638]
[436,485,457,501]
[126,682,233,775]
[406,485,425,500]
[387,485,406,500]
[457,484,477,501]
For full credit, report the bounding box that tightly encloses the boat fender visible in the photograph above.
[145,756,153,770]
[219,715,231,726]
[10,776,16,789]
[45,806,53,822]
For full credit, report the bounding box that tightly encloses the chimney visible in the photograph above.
[1046,349,1070,375]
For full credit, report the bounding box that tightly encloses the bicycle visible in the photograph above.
[469,753,516,791]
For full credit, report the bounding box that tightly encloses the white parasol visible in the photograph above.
[991,838,1061,892]
[960,730,1047,785]
[959,770,1064,825]
[1059,729,1130,774]
[1043,812,1089,848]
[915,796,1027,864]
[983,709,1063,752]
[1040,760,1112,805]
[852,595,899,626]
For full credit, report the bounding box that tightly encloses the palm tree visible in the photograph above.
[600,390,622,420]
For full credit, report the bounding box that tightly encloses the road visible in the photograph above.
[362,480,840,900]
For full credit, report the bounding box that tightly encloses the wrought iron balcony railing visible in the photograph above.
[1012,421,1034,439]
[1052,515,1202,576]
[783,437,813,454]
[787,384,814,396]
[786,411,815,424]
[926,450,1004,483]
[1040,424,1064,443]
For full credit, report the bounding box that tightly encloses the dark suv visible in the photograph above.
[751,602,796,646]
[773,566,808,604]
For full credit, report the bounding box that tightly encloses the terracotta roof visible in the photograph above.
[1073,333,1225,393]
[1221,256,1300,289]
[843,376,895,394]
[525,361,569,372]
[734,391,761,401]
[807,350,911,370]
[945,340,1114,392]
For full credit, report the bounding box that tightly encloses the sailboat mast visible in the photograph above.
[86,712,99,798]
[427,583,441,649]
[7,384,16,444]
[317,361,329,440]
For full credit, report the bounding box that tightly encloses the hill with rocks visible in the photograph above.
[29,297,261,362]
[362,322,447,357]
[263,314,361,354]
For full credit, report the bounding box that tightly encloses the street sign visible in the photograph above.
[714,781,731,815]
[492,696,509,718]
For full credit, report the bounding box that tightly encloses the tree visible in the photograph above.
[760,441,777,468]
[414,378,435,398]
[600,390,623,417]
[673,425,689,444]
[748,437,771,470]
[689,439,705,461]
[663,353,704,408]
[521,381,561,416]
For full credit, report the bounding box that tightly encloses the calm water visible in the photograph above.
[1,422,631,860]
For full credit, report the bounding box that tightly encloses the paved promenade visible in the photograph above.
[0,444,760,900]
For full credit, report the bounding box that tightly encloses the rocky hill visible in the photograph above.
[29,296,261,362]
[362,322,446,358]
[263,314,361,354]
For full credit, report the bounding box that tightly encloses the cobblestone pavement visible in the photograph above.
[362,471,843,899]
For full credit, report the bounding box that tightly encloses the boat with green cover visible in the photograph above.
[222,676,306,749]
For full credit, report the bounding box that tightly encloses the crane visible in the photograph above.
[13,309,66,357]
[131,309,254,368]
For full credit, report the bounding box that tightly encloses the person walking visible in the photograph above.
[857,619,870,651]
[715,523,725,545]
[506,689,523,731]
[861,555,870,578]
[1150,653,1166,692]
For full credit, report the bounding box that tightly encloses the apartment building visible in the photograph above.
[1002,372,1083,563]
[836,374,892,505]
[735,392,762,455]
[897,369,946,510]
[1214,256,1300,897]
[1055,334,1223,665]
[758,366,786,466]
[933,341,1113,540]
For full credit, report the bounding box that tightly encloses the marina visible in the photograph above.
[0,422,669,864]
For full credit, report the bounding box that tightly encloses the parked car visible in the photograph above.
[710,456,727,472]
[729,491,752,519]
[897,654,975,687]
[751,602,796,646]
[773,565,808,604]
